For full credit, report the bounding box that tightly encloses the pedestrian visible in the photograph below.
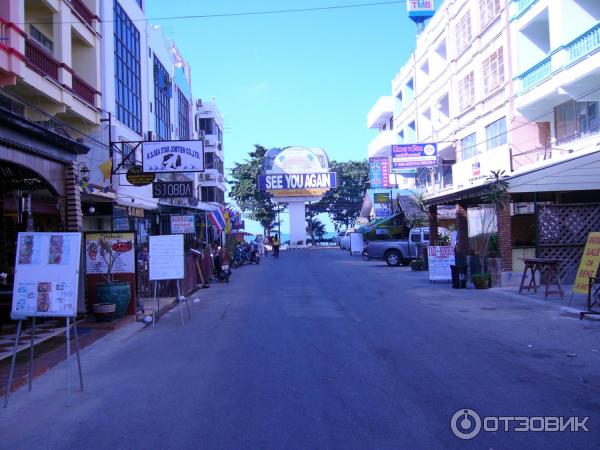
[272,233,280,259]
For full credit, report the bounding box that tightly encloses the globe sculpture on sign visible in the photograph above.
[257,147,337,247]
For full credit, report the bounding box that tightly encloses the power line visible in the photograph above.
[20,1,406,26]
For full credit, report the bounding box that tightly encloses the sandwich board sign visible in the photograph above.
[149,234,184,281]
[428,246,454,282]
[12,232,82,318]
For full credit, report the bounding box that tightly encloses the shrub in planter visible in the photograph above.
[471,273,491,289]
[410,259,424,271]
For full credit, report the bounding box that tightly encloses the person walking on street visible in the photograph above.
[272,234,280,259]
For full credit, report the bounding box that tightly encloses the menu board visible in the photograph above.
[428,246,455,282]
[85,233,135,275]
[149,234,184,281]
[12,232,82,318]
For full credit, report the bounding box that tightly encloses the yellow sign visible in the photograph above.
[573,232,600,294]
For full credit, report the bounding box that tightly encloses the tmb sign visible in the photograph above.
[152,181,194,198]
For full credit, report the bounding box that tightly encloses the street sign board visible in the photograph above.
[152,181,194,198]
[573,232,600,294]
[143,140,204,173]
[149,234,184,280]
[428,246,455,282]
[369,157,391,188]
[391,143,437,171]
[126,166,155,186]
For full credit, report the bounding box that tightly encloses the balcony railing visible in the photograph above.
[25,39,59,82]
[566,22,600,64]
[70,0,95,27]
[71,73,96,105]
[511,0,538,20]
[518,56,551,91]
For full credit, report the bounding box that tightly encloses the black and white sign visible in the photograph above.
[149,235,184,280]
[152,181,194,198]
[143,140,204,173]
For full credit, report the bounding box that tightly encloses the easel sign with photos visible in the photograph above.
[4,232,84,408]
[149,234,191,325]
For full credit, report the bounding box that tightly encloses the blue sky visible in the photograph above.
[146,1,419,234]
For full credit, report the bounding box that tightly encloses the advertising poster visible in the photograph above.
[149,234,184,281]
[369,157,391,188]
[573,232,600,294]
[142,140,204,173]
[171,215,196,234]
[428,246,455,282]
[85,233,135,275]
[12,232,82,318]
[391,143,437,171]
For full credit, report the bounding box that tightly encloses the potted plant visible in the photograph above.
[470,170,509,289]
[92,237,133,319]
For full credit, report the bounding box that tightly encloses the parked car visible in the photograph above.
[334,230,346,246]
[364,227,451,266]
[339,229,355,250]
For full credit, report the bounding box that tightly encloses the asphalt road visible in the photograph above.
[1,249,600,449]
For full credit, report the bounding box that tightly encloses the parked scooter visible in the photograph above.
[248,242,261,264]
[213,249,231,282]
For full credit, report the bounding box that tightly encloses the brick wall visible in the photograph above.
[457,202,469,255]
[496,197,512,271]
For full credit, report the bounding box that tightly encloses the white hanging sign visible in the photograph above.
[143,140,204,173]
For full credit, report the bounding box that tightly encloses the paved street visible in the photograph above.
[1,249,600,449]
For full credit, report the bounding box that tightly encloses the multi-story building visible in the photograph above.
[0,0,102,247]
[195,98,226,206]
[368,0,519,194]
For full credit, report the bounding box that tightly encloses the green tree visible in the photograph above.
[229,145,282,234]
[307,160,369,231]
[306,217,326,244]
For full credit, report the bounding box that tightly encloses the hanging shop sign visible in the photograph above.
[369,157,391,189]
[428,245,455,282]
[573,232,600,294]
[142,140,204,173]
[391,143,437,171]
[170,215,196,234]
[85,233,135,276]
[258,146,337,199]
[126,166,156,186]
[127,206,145,218]
[373,192,391,203]
[11,233,82,318]
[152,181,194,198]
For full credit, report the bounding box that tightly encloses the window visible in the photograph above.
[555,100,600,142]
[461,133,477,160]
[485,117,507,150]
[457,72,475,111]
[29,25,53,54]
[153,56,171,140]
[114,1,142,134]
[177,88,190,140]
[455,11,472,55]
[480,0,500,29]
[482,47,504,94]
[197,118,215,135]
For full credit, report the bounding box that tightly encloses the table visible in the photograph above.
[518,258,564,299]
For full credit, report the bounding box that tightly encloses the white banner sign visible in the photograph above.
[12,232,82,318]
[149,234,184,280]
[428,246,455,282]
[170,215,195,234]
[143,140,204,173]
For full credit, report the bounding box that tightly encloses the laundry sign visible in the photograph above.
[142,140,204,173]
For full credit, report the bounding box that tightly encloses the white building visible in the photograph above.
[195,98,226,206]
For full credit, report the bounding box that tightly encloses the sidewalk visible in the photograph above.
[0,295,182,397]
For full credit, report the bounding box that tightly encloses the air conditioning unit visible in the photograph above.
[205,173,214,181]
[218,175,224,182]
[198,173,205,181]
[198,130,205,139]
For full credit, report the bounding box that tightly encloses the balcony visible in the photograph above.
[566,22,600,64]
[517,56,551,91]
[25,39,59,82]
[70,0,95,27]
[71,73,97,106]
[367,130,396,158]
[367,96,393,129]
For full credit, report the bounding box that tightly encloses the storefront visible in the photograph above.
[0,109,89,324]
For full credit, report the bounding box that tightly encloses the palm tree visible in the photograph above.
[306,218,326,245]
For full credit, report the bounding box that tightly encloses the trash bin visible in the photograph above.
[451,264,468,289]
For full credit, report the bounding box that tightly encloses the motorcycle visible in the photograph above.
[213,251,231,282]
[248,243,261,264]
[232,245,247,268]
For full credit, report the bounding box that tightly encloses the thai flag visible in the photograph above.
[209,208,226,232]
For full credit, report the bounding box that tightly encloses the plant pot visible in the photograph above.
[95,282,131,319]
[471,274,491,289]
[93,303,116,322]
